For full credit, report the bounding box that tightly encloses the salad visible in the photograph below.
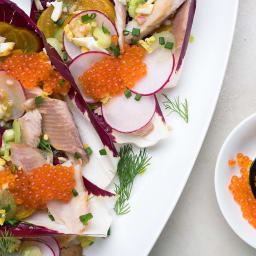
[0,0,195,255]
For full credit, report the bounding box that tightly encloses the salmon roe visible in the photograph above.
[9,164,75,209]
[0,166,16,188]
[78,44,147,100]
[228,153,256,228]
[0,52,70,95]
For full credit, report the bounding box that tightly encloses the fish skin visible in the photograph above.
[38,97,88,160]
[125,0,186,42]
[10,143,46,173]
[19,109,42,148]
[47,163,89,234]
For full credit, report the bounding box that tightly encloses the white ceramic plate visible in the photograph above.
[215,113,256,249]
[13,0,239,255]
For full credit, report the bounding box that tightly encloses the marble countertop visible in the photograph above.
[150,1,256,255]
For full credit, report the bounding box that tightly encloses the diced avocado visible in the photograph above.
[93,27,112,49]
[0,189,17,220]
[46,37,63,58]
[3,129,14,143]
[21,245,42,256]
[128,0,144,18]
[13,119,21,144]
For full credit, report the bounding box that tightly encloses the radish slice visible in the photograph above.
[69,51,110,103]
[102,94,156,133]
[21,240,55,256]
[0,70,26,120]
[37,237,60,256]
[130,49,175,95]
[63,10,118,60]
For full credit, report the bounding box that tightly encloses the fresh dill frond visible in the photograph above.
[162,94,189,123]
[114,145,151,215]
[0,229,15,256]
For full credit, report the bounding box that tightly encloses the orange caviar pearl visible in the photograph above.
[9,165,75,209]
[229,154,256,229]
[0,52,70,95]
[228,159,236,167]
[0,167,16,188]
[78,44,147,100]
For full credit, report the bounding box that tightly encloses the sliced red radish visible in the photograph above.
[102,93,156,133]
[21,240,55,256]
[0,70,26,120]
[69,51,110,103]
[129,49,175,95]
[63,10,118,60]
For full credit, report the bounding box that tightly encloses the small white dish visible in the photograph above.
[215,113,256,249]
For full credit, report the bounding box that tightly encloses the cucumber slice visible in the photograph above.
[0,189,17,220]
[93,27,111,49]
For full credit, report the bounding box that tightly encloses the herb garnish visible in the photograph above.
[99,149,107,155]
[0,229,15,256]
[39,138,52,152]
[113,45,120,57]
[123,30,130,36]
[80,213,93,226]
[72,189,79,197]
[48,214,55,221]
[74,152,82,159]
[35,96,44,105]
[114,145,151,215]
[132,28,140,37]
[162,94,189,123]
[102,24,110,34]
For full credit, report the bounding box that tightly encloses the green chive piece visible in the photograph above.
[123,30,130,36]
[85,147,93,156]
[81,14,90,23]
[132,28,140,37]
[135,94,142,101]
[99,149,107,155]
[55,19,64,26]
[107,227,111,236]
[90,13,97,20]
[113,46,120,57]
[72,189,79,197]
[3,204,11,213]
[59,79,65,86]
[89,241,94,246]
[35,13,41,21]
[164,42,174,49]
[6,219,20,226]
[159,37,165,45]
[131,39,138,45]
[124,89,132,98]
[63,52,68,61]
[102,24,110,34]
[74,152,82,159]
[79,213,93,226]
[35,96,44,105]
[49,214,55,221]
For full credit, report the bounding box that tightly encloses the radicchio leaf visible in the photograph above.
[0,223,61,237]
[83,177,116,197]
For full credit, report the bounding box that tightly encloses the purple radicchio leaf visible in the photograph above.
[0,223,61,237]
[30,0,54,22]
[83,177,115,197]
[154,96,166,123]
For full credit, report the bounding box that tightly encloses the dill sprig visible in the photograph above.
[114,145,151,215]
[162,94,189,123]
[0,229,14,256]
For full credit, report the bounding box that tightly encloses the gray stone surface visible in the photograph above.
[150,1,256,255]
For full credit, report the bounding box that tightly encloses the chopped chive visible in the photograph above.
[85,147,93,156]
[72,188,79,197]
[89,241,94,246]
[131,39,138,45]
[132,28,140,37]
[102,24,110,34]
[135,94,142,101]
[113,45,120,57]
[74,152,82,159]
[107,227,111,236]
[124,89,132,98]
[35,13,41,21]
[81,14,90,23]
[63,52,68,61]
[123,30,130,36]
[159,37,165,45]
[59,79,65,86]
[49,214,55,221]
[3,204,10,213]
[6,219,20,226]
[79,213,93,226]
[164,42,174,49]
[35,96,44,105]
[90,13,97,20]
[55,19,64,26]
[99,149,107,155]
